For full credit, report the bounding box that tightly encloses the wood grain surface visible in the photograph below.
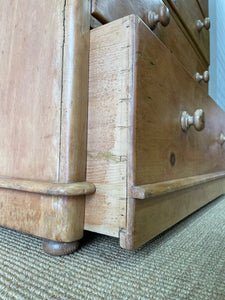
[0,0,90,242]
[0,0,62,181]
[0,190,85,242]
[85,19,132,236]
[59,0,90,183]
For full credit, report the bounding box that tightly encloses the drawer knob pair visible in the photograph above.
[196,17,210,32]
[195,71,209,83]
[181,109,205,132]
[147,6,170,30]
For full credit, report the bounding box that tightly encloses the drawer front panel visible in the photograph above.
[167,0,209,63]
[91,0,208,82]
[134,16,224,185]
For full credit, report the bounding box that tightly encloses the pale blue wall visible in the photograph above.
[209,0,225,111]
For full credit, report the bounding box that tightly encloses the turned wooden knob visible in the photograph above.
[196,17,210,32]
[195,71,209,83]
[219,133,225,145]
[147,6,170,30]
[181,109,205,132]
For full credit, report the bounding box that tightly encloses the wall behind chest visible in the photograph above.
[209,0,225,112]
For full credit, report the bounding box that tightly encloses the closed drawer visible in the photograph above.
[91,0,209,90]
[167,0,209,63]
[86,15,225,241]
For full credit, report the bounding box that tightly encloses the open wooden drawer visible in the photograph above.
[86,15,225,249]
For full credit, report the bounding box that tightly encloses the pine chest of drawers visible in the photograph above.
[1,0,224,255]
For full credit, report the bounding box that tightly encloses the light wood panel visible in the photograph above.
[0,0,90,242]
[0,190,84,242]
[0,0,62,181]
[91,0,208,84]
[59,0,90,183]
[56,0,91,241]
[85,19,132,236]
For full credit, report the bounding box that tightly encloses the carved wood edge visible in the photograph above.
[132,171,225,199]
[0,177,96,197]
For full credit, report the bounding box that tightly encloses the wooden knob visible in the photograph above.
[219,133,225,145]
[195,71,209,83]
[181,109,205,132]
[147,6,170,30]
[196,17,210,32]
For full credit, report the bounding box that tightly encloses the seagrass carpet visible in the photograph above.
[0,195,224,300]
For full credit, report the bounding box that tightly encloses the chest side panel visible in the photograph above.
[0,0,63,181]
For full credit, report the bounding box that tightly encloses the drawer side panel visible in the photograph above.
[85,17,135,236]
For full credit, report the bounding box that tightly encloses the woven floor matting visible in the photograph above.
[0,196,225,299]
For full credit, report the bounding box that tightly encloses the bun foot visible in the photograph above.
[42,239,79,256]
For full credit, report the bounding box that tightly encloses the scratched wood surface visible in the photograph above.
[0,0,90,242]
